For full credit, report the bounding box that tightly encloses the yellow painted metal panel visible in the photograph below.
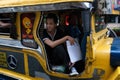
[0,68,44,80]
[92,38,114,79]
[108,67,120,80]
[24,53,29,76]
[0,0,93,8]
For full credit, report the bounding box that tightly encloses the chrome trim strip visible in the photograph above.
[0,39,42,55]
[0,2,89,13]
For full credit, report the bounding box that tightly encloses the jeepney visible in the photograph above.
[0,0,119,80]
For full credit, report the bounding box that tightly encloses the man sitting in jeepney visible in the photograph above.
[42,13,79,76]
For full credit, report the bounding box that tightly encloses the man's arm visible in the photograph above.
[44,36,74,48]
[0,21,11,27]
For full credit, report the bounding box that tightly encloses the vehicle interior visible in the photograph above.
[0,13,17,39]
[38,9,90,74]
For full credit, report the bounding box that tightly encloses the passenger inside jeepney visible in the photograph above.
[42,13,80,76]
[40,11,85,75]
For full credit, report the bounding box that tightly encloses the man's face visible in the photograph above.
[46,18,56,32]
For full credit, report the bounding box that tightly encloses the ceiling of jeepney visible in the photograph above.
[0,0,93,8]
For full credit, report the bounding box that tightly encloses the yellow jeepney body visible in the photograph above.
[0,0,120,80]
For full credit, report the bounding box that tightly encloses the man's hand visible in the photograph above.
[67,36,75,45]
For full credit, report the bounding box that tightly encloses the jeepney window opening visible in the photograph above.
[38,9,85,74]
[0,13,18,39]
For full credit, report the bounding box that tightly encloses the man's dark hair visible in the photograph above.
[46,13,58,24]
